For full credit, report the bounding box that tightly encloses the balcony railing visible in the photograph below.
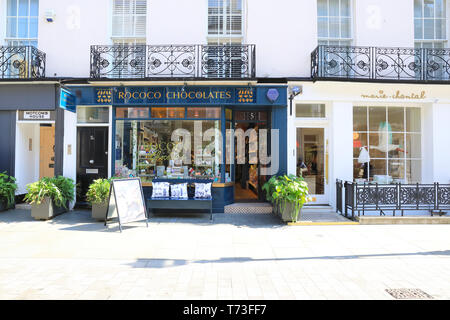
[0,45,46,79]
[90,44,256,79]
[311,45,450,82]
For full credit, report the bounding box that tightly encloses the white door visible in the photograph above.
[296,127,329,205]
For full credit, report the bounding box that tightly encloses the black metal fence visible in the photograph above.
[336,179,450,219]
[90,44,256,79]
[311,45,450,82]
[0,45,46,79]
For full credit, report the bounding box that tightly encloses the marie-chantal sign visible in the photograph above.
[74,86,287,106]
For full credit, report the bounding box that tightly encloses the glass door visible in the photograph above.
[296,127,329,204]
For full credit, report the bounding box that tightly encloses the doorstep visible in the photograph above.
[224,203,273,214]
[357,216,450,225]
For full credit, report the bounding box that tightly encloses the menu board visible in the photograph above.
[105,178,148,231]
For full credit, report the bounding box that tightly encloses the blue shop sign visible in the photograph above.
[59,88,76,113]
[71,86,287,106]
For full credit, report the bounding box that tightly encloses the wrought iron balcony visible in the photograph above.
[311,45,450,82]
[0,45,46,79]
[90,44,256,79]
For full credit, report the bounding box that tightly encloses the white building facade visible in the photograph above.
[0,0,449,212]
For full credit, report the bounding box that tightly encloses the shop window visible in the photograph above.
[151,107,185,119]
[353,106,422,184]
[187,107,221,119]
[116,107,149,118]
[115,120,222,183]
[295,104,326,118]
[77,106,110,123]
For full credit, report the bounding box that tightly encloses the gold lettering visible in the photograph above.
[188,91,196,99]
[118,92,124,100]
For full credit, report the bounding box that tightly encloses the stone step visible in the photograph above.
[224,203,273,214]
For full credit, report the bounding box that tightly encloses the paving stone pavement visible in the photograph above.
[0,208,449,300]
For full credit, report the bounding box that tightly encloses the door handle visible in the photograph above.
[89,160,94,164]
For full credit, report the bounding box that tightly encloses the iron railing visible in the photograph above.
[338,179,450,220]
[0,45,46,79]
[90,44,256,79]
[311,45,450,82]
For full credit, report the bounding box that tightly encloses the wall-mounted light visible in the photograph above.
[45,10,56,23]
[288,85,303,116]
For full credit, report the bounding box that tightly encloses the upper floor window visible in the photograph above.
[414,0,447,48]
[5,0,39,46]
[208,0,244,43]
[112,0,147,44]
[317,0,352,46]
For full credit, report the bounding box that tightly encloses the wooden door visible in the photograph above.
[39,125,55,178]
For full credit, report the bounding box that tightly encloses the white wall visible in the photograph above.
[63,110,77,209]
[428,103,450,184]
[354,0,414,47]
[38,0,109,77]
[15,123,40,195]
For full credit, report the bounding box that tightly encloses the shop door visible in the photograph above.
[39,124,55,179]
[296,127,329,204]
[77,127,109,202]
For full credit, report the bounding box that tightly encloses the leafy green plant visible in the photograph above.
[86,178,111,205]
[0,172,18,208]
[262,174,310,223]
[24,176,75,209]
[24,178,64,208]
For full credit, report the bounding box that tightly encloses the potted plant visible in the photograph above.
[0,172,17,212]
[86,178,111,221]
[262,175,310,223]
[24,176,75,220]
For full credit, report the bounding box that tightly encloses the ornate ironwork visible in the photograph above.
[341,181,450,219]
[312,45,450,82]
[0,45,46,79]
[90,44,256,79]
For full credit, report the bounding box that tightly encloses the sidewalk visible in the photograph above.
[0,208,449,300]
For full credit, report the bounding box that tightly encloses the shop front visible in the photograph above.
[288,81,450,211]
[71,85,288,212]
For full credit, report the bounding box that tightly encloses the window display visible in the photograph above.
[115,118,222,183]
[353,106,422,183]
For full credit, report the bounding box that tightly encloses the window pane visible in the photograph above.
[353,106,367,131]
[318,17,328,37]
[371,159,388,179]
[424,0,435,17]
[424,19,434,39]
[341,17,351,38]
[388,107,405,132]
[406,134,422,158]
[388,159,405,182]
[329,17,340,37]
[317,0,328,16]
[30,0,39,16]
[369,132,387,158]
[187,107,221,119]
[116,107,149,118]
[388,133,405,159]
[151,107,185,119]
[435,18,446,39]
[353,132,368,157]
[7,0,17,16]
[77,107,110,123]
[435,0,445,18]
[406,108,421,132]
[369,107,387,131]
[414,0,423,17]
[296,104,326,118]
[414,18,423,39]
[18,0,28,16]
[18,17,28,38]
[6,17,17,37]
[406,160,422,183]
[29,17,38,38]
[341,0,350,17]
[329,0,339,16]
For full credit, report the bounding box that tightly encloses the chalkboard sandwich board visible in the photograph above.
[105,178,148,232]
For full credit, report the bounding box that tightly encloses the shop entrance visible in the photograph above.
[296,127,329,204]
[234,111,269,202]
[76,127,109,203]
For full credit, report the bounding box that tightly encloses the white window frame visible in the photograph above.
[317,0,353,46]
[207,0,245,44]
[111,0,147,44]
[414,0,448,48]
[5,0,39,46]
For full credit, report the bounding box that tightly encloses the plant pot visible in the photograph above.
[91,202,109,221]
[0,199,7,212]
[31,197,67,220]
[279,202,302,223]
